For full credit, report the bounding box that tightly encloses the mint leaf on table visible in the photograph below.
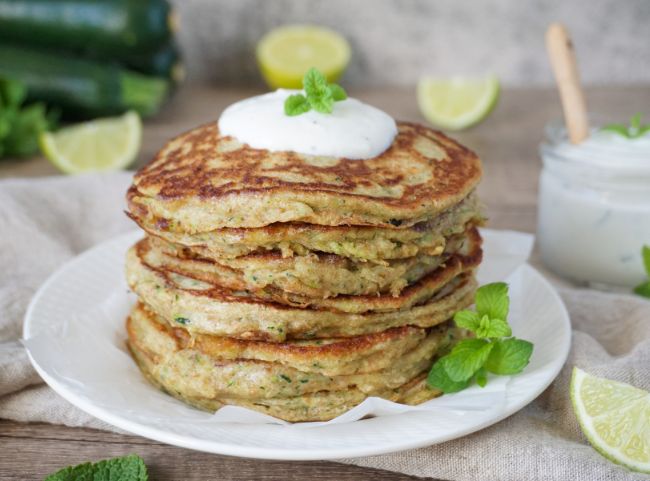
[44,454,148,481]
[634,245,650,299]
[427,282,534,394]
[283,67,347,117]
[0,77,56,159]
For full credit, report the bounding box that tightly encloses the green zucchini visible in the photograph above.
[0,45,170,119]
[123,42,185,85]
[0,0,176,58]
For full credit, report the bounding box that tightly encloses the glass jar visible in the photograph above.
[537,120,650,288]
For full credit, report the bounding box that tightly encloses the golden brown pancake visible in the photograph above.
[127,303,465,421]
[128,227,481,315]
[128,192,483,262]
[128,121,482,230]
[144,228,473,298]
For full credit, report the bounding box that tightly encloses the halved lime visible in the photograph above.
[417,75,500,131]
[256,25,351,89]
[571,367,650,473]
[40,111,142,174]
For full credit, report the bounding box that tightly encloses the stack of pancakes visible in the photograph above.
[125,121,484,422]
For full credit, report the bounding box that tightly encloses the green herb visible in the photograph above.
[284,67,347,116]
[44,454,148,481]
[634,245,650,298]
[0,78,57,158]
[174,316,190,325]
[279,374,292,383]
[601,113,650,139]
[427,282,534,394]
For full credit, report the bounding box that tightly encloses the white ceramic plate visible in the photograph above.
[23,229,570,460]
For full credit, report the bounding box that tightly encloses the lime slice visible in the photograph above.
[40,111,141,174]
[257,25,351,89]
[571,367,650,473]
[417,75,500,131]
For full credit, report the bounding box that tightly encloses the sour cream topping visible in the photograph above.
[218,89,398,159]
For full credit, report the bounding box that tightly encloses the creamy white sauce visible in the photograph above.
[218,89,397,159]
[552,129,650,168]
[537,128,650,288]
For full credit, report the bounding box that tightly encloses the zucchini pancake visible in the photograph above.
[125,89,484,422]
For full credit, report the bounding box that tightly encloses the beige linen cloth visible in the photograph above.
[1,173,649,481]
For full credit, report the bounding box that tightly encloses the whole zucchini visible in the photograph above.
[0,0,176,58]
[123,42,185,85]
[0,45,170,119]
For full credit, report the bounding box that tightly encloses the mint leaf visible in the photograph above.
[453,310,480,332]
[308,86,334,114]
[443,338,494,382]
[303,67,329,98]
[642,245,650,276]
[475,282,509,321]
[283,68,347,117]
[634,281,650,299]
[634,246,650,299]
[0,78,26,108]
[485,338,533,375]
[475,367,488,387]
[45,454,148,481]
[476,316,512,339]
[601,114,650,139]
[601,124,630,138]
[427,359,470,393]
[284,94,310,116]
[329,84,347,101]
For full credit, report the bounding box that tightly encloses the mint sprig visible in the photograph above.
[634,245,650,299]
[0,78,57,158]
[284,67,347,116]
[44,454,148,481]
[427,282,534,394]
[601,113,650,139]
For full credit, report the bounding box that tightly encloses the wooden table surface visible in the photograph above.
[1,85,648,480]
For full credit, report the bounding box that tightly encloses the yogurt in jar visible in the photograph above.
[537,120,650,288]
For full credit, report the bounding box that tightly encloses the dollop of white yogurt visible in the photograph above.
[552,129,650,167]
[218,89,398,159]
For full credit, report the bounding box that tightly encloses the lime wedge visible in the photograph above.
[417,75,500,131]
[40,111,141,174]
[257,25,351,89]
[571,367,650,473]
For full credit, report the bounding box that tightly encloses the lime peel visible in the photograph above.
[417,75,500,131]
[571,367,650,474]
[40,111,142,175]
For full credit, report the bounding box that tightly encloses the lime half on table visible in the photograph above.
[40,111,142,174]
[417,75,500,131]
[257,25,351,89]
[571,367,650,474]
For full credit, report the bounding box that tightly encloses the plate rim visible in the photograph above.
[23,229,572,461]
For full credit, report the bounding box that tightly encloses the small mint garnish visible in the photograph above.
[284,67,347,116]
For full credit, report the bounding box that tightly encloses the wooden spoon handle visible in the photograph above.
[545,23,589,144]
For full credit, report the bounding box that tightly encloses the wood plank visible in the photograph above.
[0,421,423,481]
